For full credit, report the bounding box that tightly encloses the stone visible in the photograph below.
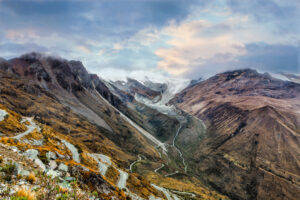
[34,158,46,171]
[23,149,39,160]
[64,176,76,182]
[49,160,57,170]
[56,152,65,159]
[58,163,68,172]
[17,164,30,176]
[46,151,57,161]
[10,146,19,153]
[17,180,27,185]
[46,169,61,178]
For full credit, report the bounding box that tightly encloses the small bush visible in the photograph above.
[26,173,36,184]
[17,174,23,180]
[1,161,16,181]
[1,162,16,173]
[12,187,36,200]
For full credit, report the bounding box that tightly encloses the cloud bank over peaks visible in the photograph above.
[0,0,299,80]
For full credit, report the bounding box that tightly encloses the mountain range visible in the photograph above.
[0,53,299,200]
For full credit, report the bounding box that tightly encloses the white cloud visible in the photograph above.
[127,27,160,46]
[77,45,92,54]
[5,29,41,43]
[154,19,246,76]
[151,2,300,78]
[112,43,123,51]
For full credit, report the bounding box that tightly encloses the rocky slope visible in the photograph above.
[0,53,228,200]
[171,69,300,200]
[112,78,166,103]
[279,72,300,83]
[0,104,166,200]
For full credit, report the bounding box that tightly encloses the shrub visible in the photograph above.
[26,173,36,184]
[12,187,36,200]
[1,161,16,181]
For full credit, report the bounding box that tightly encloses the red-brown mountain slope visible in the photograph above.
[171,69,300,200]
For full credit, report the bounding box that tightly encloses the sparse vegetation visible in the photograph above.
[1,161,16,181]
[26,173,37,184]
[0,101,229,200]
[105,166,120,184]
[12,187,36,200]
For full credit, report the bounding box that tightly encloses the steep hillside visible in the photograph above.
[171,69,300,200]
[0,53,228,200]
[0,53,160,163]
[0,104,167,199]
[112,78,166,103]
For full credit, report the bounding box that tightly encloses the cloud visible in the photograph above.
[112,43,123,51]
[152,1,300,78]
[226,0,298,20]
[226,0,300,35]
[5,29,41,43]
[0,0,299,81]
[0,43,48,58]
[238,43,300,72]
[77,45,92,54]
[0,0,198,39]
[182,43,300,79]
[154,19,246,75]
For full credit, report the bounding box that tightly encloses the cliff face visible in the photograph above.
[171,69,300,200]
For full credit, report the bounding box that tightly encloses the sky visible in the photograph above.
[0,0,299,80]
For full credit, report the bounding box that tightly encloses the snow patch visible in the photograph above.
[14,117,41,140]
[0,109,8,121]
[134,79,189,116]
[151,184,180,200]
[88,153,111,176]
[61,140,80,163]
[269,73,290,81]
[95,153,111,165]
[117,169,128,189]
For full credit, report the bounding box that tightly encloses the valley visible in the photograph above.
[0,53,229,200]
[1,1,299,199]
[0,53,299,200]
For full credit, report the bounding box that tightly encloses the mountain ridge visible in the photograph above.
[171,68,300,200]
[1,52,300,200]
[0,52,229,200]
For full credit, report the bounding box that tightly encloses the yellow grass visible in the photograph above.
[26,173,37,183]
[15,187,36,200]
